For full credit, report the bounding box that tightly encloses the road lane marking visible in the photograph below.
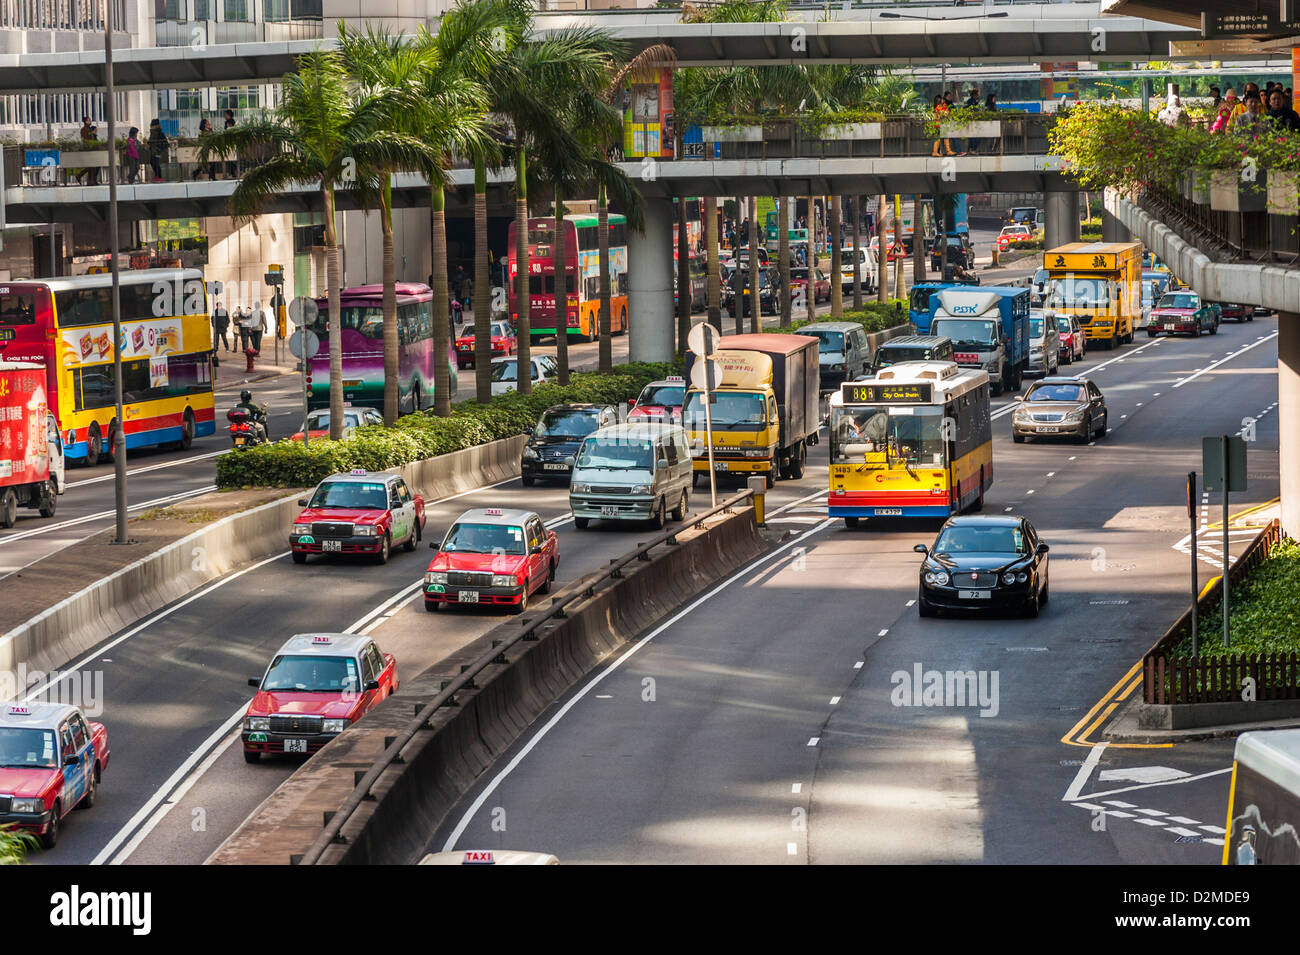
[792,783,802,793]
[829,696,840,705]
[807,737,820,747]
[0,486,217,546]
[1062,742,1108,802]
[68,450,226,487]
[1171,331,1278,389]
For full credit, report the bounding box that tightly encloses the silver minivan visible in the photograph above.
[569,423,694,530]
[1027,310,1060,377]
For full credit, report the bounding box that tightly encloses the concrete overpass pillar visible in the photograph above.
[629,196,674,363]
[1101,209,1131,243]
[1045,191,1080,249]
[1280,312,1300,538]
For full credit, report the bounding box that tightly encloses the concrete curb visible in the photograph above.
[206,504,769,865]
[0,434,528,690]
[1104,694,1300,743]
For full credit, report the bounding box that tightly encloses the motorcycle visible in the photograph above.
[227,407,269,450]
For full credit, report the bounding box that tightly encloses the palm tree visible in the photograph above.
[200,50,425,440]
[777,194,791,327]
[704,195,721,333]
[830,194,842,317]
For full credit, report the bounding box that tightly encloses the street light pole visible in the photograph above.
[105,0,129,544]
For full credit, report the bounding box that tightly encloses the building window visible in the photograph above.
[291,0,320,17]
[195,0,209,17]
[155,0,184,20]
[264,0,288,21]
[216,87,259,113]
[223,0,249,21]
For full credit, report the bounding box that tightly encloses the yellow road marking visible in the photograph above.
[1062,663,1173,749]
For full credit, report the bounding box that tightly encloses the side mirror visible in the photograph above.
[298,499,308,507]
[913,544,928,554]
[656,458,668,470]
[364,679,380,692]
[1036,542,1050,555]
[530,545,543,555]
[428,541,439,550]
[248,678,261,688]
[64,754,79,766]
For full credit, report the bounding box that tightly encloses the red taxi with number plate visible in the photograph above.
[0,702,109,849]
[455,320,517,369]
[424,508,559,614]
[291,469,426,565]
[242,633,397,763]
[627,377,686,422]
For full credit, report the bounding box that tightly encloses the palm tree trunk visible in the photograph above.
[474,158,491,403]
[514,141,531,396]
[431,185,452,416]
[851,195,862,310]
[676,194,689,357]
[705,194,720,332]
[893,195,905,301]
[912,194,926,288]
[877,194,887,304]
[805,195,815,322]
[597,181,612,375]
[381,182,399,426]
[830,195,843,318]
[324,184,344,441]
[778,195,790,328]
[553,182,570,386]
[746,195,758,333]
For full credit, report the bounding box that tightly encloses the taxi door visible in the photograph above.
[57,720,86,811]
[525,517,546,593]
[388,481,415,544]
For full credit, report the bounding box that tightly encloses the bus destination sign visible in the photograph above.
[841,382,934,404]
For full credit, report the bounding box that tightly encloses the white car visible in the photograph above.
[291,406,384,441]
[490,355,559,395]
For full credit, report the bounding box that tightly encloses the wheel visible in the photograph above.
[671,490,688,521]
[404,520,419,552]
[574,517,589,529]
[1013,432,1025,444]
[1193,323,1201,338]
[1024,588,1041,618]
[0,489,15,529]
[1040,576,1049,605]
[764,468,776,489]
[40,803,61,848]
[375,533,390,565]
[102,422,118,463]
[918,594,938,618]
[1209,321,1218,335]
[619,307,628,334]
[513,580,529,614]
[521,474,535,487]
[650,497,666,530]
[291,550,307,564]
[243,749,260,764]
[1147,330,1156,337]
[787,442,806,480]
[180,409,195,450]
[1078,416,1091,444]
[991,380,1003,397]
[38,480,57,518]
[845,516,860,529]
[77,766,98,809]
[425,599,441,612]
[1096,415,1107,438]
[85,425,102,467]
[539,561,555,594]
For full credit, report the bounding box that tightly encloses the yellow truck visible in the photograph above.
[1042,241,1143,350]
[683,334,820,489]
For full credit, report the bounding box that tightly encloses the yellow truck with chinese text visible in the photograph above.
[1042,241,1143,350]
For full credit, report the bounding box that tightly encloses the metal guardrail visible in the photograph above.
[295,487,755,865]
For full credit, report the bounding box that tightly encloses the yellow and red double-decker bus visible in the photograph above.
[0,269,214,465]
[827,361,992,527]
[508,213,628,343]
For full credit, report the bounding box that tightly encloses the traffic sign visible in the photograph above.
[289,328,320,360]
[690,358,722,392]
[287,296,318,328]
[1202,435,1247,492]
[687,321,720,357]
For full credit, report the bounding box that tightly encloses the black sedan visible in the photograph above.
[914,515,1050,618]
[520,403,617,486]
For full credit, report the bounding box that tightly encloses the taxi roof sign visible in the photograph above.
[665,376,685,383]
[484,508,503,516]
[8,705,30,715]
[350,468,367,475]
[463,850,495,865]
[312,636,332,644]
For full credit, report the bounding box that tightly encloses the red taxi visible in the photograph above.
[997,224,1033,250]
[242,633,397,763]
[0,702,109,849]
[627,377,686,422]
[291,469,426,565]
[424,507,559,614]
[456,320,517,369]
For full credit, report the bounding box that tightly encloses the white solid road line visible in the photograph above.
[1073,767,1234,804]
[1172,331,1278,389]
[990,338,1166,421]
[441,518,836,852]
[68,450,226,488]
[0,485,217,546]
[1062,741,1108,802]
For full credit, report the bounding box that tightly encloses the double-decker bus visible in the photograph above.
[0,269,214,465]
[508,214,629,343]
[827,361,992,527]
[309,282,456,414]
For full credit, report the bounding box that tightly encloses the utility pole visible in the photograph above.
[106,0,129,544]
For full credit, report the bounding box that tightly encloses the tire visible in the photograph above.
[671,490,688,521]
[991,380,1003,397]
[1193,323,1201,338]
[845,516,860,529]
[0,489,16,529]
[1024,588,1041,618]
[102,422,118,463]
[650,497,666,530]
[1096,414,1108,438]
[1147,330,1156,337]
[1078,416,1091,444]
[764,468,776,490]
[77,766,98,809]
[521,474,535,487]
[619,307,628,335]
[404,519,419,552]
[513,581,529,615]
[918,594,938,618]
[787,442,806,480]
[180,409,195,450]
[574,517,589,529]
[85,425,102,467]
[1013,432,1025,443]
[40,803,60,849]
[1040,576,1049,605]
[539,561,555,594]
[425,599,441,612]
[375,533,390,565]
[1209,321,1218,335]
[243,749,260,764]
[291,550,307,564]
[39,480,57,518]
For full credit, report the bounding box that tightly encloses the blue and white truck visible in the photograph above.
[916,286,1030,395]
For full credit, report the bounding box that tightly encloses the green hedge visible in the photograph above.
[215,361,680,489]
[764,300,911,337]
[1172,538,1300,658]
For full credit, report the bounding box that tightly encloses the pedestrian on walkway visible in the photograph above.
[77,117,100,185]
[124,127,141,184]
[212,299,231,352]
[197,118,218,180]
[235,306,251,352]
[147,119,169,182]
[931,95,957,157]
[250,303,267,353]
[223,109,237,178]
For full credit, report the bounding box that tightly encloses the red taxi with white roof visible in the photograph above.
[291,469,426,565]
[455,320,518,369]
[424,507,558,614]
[627,376,686,422]
[242,633,397,763]
[0,701,109,848]
[290,405,384,442]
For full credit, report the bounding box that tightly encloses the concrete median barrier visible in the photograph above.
[207,503,769,866]
[0,434,528,692]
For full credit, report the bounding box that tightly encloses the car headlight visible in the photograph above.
[631,484,652,494]
[924,570,949,586]
[1002,571,1017,585]
[245,717,270,732]
[425,572,448,585]
[522,446,538,459]
[321,718,348,734]
[1064,408,1086,421]
[1013,407,1030,419]
[1017,571,1029,583]
[292,524,310,534]
[571,482,590,493]
[491,574,517,588]
[354,525,378,536]
[10,797,42,814]
[830,363,844,371]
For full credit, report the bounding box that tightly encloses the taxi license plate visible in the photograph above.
[600,505,619,517]
[874,508,902,516]
[713,461,729,471]
[322,540,342,552]
[543,463,567,471]
[283,738,308,753]
[458,590,479,603]
[1164,323,1177,331]
[1037,426,1060,433]
[958,590,989,600]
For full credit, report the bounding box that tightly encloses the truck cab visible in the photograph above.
[1043,241,1143,350]
[924,287,1031,395]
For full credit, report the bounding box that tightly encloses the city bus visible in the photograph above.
[507,214,629,343]
[309,282,456,414]
[1224,729,1300,865]
[827,361,992,527]
[0,269,215,465]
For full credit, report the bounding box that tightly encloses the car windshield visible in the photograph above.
[492,323,511,337]
[261,654,360,693]
[491,361,528,382]
[1158,293,1197,309]
[305,411,361,431]
[441,521,526,555]
[831,405,947,468]
[0,727,56,768]
[1029,318,1045,337]
[1027,384,1084,402]
[790,268,811,282]
[934,524,1028,555]
[1046,278,1110,308]
[809,330,845,353]
[534,410,600,439]
[309,481,388,510]
[576,436,655,469]
[640,385,684,407]
[931,319,996,349]
[682,391,766,431]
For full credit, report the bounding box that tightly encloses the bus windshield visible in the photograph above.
[831,405,946,468]
[931,319,997,349]
[682,391,767,431]
[1046,278,1110,308]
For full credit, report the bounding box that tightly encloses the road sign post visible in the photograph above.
[290,327,320,450]
[1187,470,1198,657]
[687,322,722,508]
[1203,435,1247,648]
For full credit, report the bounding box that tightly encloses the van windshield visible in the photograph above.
[807,330,845,353]
[577,437,655,470]
[931,319,995,349]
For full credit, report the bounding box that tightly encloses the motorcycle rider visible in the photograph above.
[235,389,270,443]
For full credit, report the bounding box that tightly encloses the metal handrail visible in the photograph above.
[296,487,755,865]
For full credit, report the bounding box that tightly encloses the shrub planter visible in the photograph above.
[1189,168,1212,205]
[940,119,1000,140]
[175,145,200,164]
[700,125,762,143]
[822,122,882,140]
[59,150,108,168]
[1267,169,1300,216]
[1210,168,1267,213]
